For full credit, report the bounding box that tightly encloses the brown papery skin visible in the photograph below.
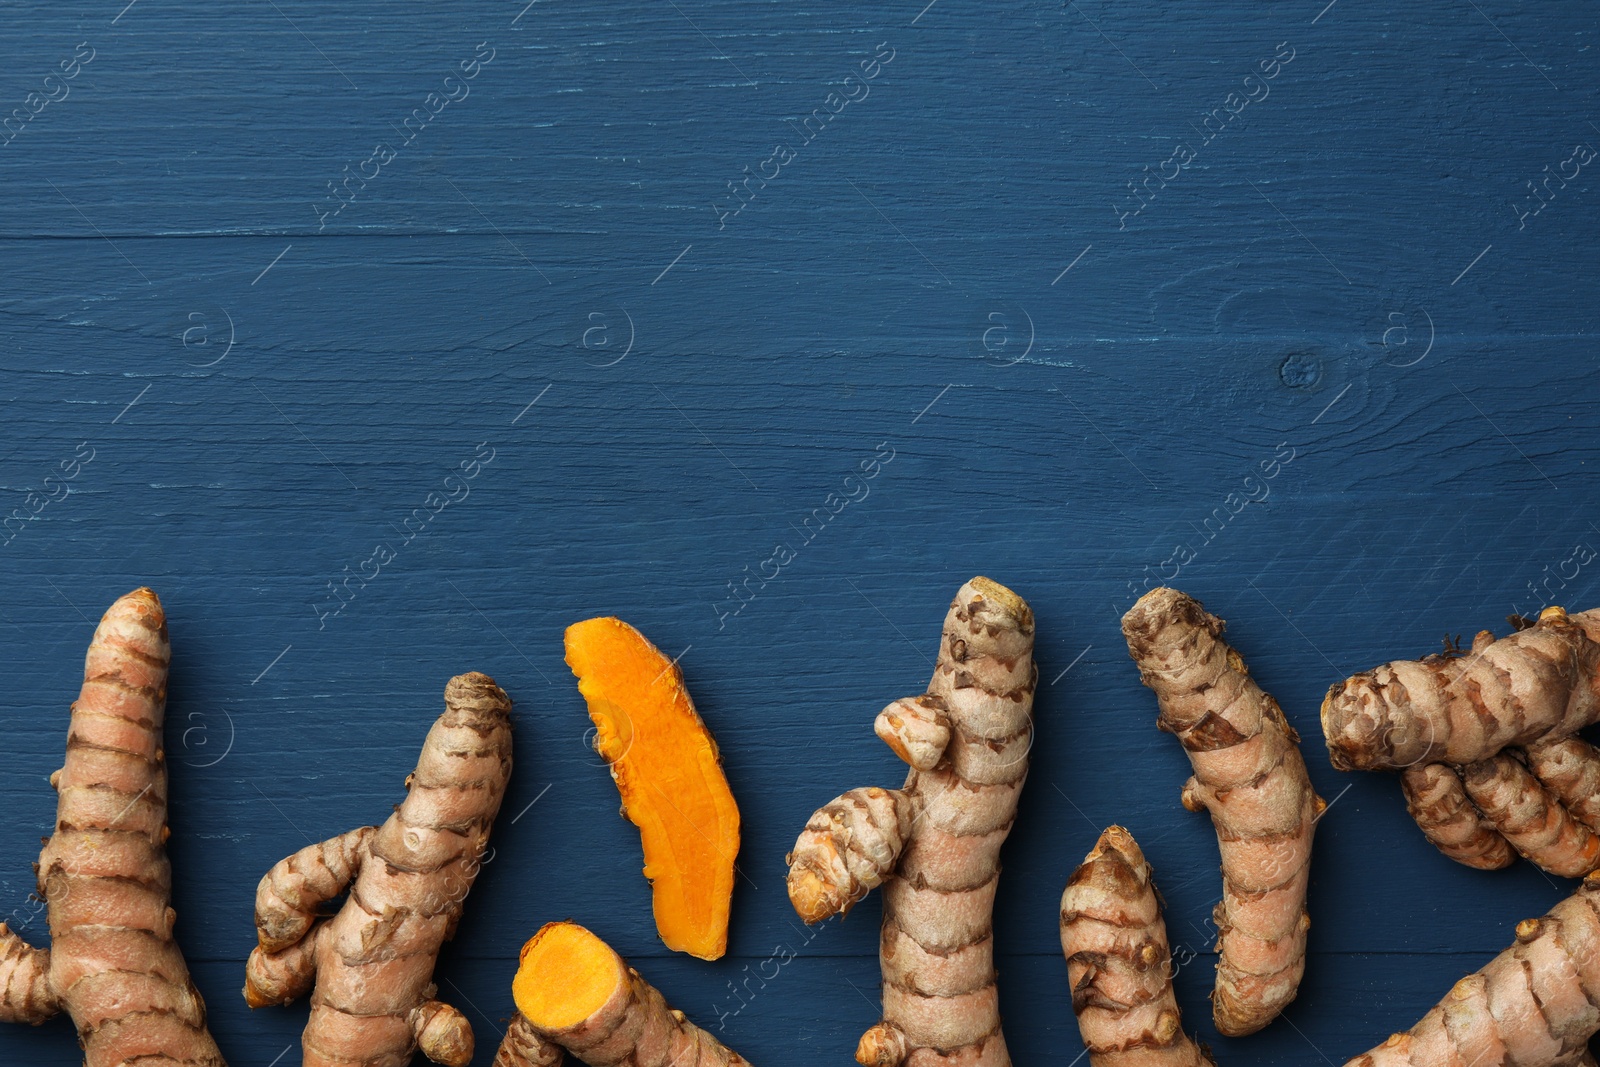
[1322,605,1600,772]
[1399,763,1514,871]
[1343,872,1600,1066]
[494,922,751,1067]
[786,577,1037,1067]
[1122,587,1324,1037]
[1460,754,1600,877]
[1528,737,1600,831]
[1059,826,1214,1067]
[0,588,227,1065]
[244,672,513,1067]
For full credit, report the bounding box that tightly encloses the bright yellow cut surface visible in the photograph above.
[565,617,741,960]
[513,922,624,1030]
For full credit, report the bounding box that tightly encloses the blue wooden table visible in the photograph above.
[2,2,1597,1063]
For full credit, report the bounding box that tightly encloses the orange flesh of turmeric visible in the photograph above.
[565,617,740,960]
[512,922,623,1030]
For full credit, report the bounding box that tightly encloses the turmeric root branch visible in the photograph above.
[787,786,914,923]
[0,923,58,1024]
[1461,754,1600,877]
[252,825,375,953]
[1323,605,1600,772]
[1526,737,1600,832]
[1399,763,1515,871]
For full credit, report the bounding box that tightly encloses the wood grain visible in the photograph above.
[2,1,1598,1063]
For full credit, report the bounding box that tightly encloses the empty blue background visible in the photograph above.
[2,1,1598,1063]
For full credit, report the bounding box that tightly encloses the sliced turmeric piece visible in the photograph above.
[497,922,752,1067]
[565,618,740,960]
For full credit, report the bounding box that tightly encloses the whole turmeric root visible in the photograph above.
[1122,587,1324,1037]
[244,672,513,1067]
[1323,605,1600,876]
[1323,606,1600,771]
[786,577,1036,1067]
[1342,870,1600,1066]
[0,588,227,1066]
[492,922,752,1067]
[1060,826,1214,1067]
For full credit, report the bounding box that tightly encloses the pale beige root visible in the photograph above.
[1322,606,1600,772]
[499,921,750,1067]
[1059,826,1214,1067]
[786,577,1036,1067]
[0,589,227,1065]
[412,1000,474,1066]
[252,826,376,953]
[1399,763,1515,870]
[786,786,914,923]
[1122,587,1324,1037]
[1526,737,1600,832]
[1459,754,1600,877]
[493,1013,565,1067]
[0,923,58,1024]
[1341,871,1600,1066]
[245,672,513,1067]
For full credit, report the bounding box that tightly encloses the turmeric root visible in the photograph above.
[1341,870,1600,1066]
[786,577,1036,1067]
[1323,605,1600,876]
[244,672,512,1067]
[1059,826,1213,1067]
[1322,605,1600,772]
[1122,587,1323,1037]
[564,617,740,961]
[1399,763,1514,871]
[0,588,227,1066]
[1527,737,1600,830]
[492,921,751,1067]
[1460,755,1600,877]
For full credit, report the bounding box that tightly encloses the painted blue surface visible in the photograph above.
[1,1,1598,1063]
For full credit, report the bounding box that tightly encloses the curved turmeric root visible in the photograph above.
[1342,871,1600,1065]
[0,588,227,1066]
[786,577,1036,1067]
[1460,754,1600,877]
[1060,826,1213,1067]
[1399,763,1514,871]
[1122,587,1323,1037]
[244,672,513,1067]
[493,922,752,1067]
[1323,605,1600,876]
[1323,606,1600,772]
[565,618,740,961]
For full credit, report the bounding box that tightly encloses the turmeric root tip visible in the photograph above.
[1060,826,1214,1067]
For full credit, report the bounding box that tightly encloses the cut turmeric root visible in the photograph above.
[493,922,751,1067]
[565,618,740,961]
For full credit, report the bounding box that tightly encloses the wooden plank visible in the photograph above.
[3,0,1600,1062]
